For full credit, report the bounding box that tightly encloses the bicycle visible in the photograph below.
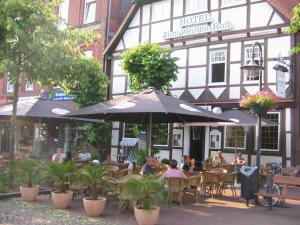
[257,162,282,207]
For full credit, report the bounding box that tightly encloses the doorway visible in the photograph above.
[189,126,205,170]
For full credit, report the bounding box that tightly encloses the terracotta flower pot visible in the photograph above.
[20,185,39,201]
[134,206,160,225]
[83,197,107,217]
[51,191,73,209]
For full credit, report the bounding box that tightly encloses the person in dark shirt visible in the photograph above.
[180,155,191,172]
[140,157,156,176]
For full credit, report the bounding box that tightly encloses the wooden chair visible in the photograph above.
[184,175,200,204]
[202,162,214,171]
[210,168,227,174]
[220,172,238,197]
[104,165,119,178]
[222,164,234,173]
[165,177,186,207]
[201,171,221,197]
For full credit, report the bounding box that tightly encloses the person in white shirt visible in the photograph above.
[76,147,91,162]
[52,148,65,164]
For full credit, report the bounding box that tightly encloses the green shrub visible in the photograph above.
[0,172,7,193]
[135,149,148,166]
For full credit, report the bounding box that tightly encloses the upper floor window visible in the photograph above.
[83,0,96,24]
[84,50,93,58]
[6,73,13,93]
[25,80,34,92]
[244,45,264,82]
[221,0,246,7]
[185,0,208,15]
[152,0,170,22]
[209,50,227,84]
[152,123,169,146]
[58,0,69,29]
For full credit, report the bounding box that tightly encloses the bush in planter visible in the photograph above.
[48,161,75,209]
[77,164,111,217]
[15,158,46,201]
[120,175,168,225]
[0,172,7,193]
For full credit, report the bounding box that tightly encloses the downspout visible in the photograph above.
[104,0,112,99]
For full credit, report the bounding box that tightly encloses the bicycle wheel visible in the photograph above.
[257,183,281,207]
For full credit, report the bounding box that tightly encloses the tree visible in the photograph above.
[121,42,178,92]
[0,0,97,160]
[61,58,111,161]
[287,3,300,54]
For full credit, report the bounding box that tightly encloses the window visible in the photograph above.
[6,74,13,93]
[58,0,69,29]
[221,0,245,7]
[83,0,96,24]
[124,123,143,138]
[261,112,280,151]
[244,45,263,82]
[209,50,227,84]
[152,0,170,22]
[25,80,34,92]
[152,123,169,146]
[224,126,246,149]
[186,0,208,15]
[84,50,93,58]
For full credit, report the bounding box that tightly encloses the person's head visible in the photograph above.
[147,157,156,166]
[183,155,190,163]
[217,151,223,157]
[191,158,196,166]
[169,160,178,169]
[56,148,63,154]
[79,146,85,153]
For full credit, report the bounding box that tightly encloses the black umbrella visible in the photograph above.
[66,88,228,155]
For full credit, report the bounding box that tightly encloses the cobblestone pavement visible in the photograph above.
[0,198,117,225]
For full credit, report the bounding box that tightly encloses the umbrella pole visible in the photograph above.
[147,113,152,156]
[234,126,237,171]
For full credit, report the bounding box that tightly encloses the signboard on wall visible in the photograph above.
[276,70,286,98]
[163,13,232,40]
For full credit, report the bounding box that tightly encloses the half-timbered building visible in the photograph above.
[104,0,300,166]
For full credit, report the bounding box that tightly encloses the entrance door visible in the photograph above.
[190,126,205,170]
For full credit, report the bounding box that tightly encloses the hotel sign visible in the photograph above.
[163,13,232,40]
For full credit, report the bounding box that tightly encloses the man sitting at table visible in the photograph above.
[76,147,91,162]
[163,160,187,178]
[140,157,156,176]
[52,147,65,164]
[233,152,246,168]
[212,151,226,166]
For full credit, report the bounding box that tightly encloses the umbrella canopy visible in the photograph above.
[66,88,227,123]
[185,109,277,127]
[0,96,104,123]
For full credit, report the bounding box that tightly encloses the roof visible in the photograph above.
[103,0,298,56]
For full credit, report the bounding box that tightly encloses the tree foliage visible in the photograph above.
[121,42,178,92]
[287,3,300,54]
[0,0,97,159]
[60,57,111,161]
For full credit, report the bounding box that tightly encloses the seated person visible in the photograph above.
[52,148,65,164]
[163,160,187,179]
[140,157,156,176]
[179,155,193,173]
[233,152,246,167]
[76,147,91,162]
[212,151,226,166]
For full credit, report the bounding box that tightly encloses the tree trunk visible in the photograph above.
[9,65,20,162]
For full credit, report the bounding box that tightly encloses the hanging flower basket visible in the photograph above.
[239,91,278,115]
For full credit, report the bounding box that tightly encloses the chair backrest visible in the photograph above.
[210,168,227,173]
[186,175,200,187]
[222,164,234,172]
[103,165,119,171]
[222,172,238,183]
[202,162,214,171]
[166,177,186,192]
[202,171,220,184]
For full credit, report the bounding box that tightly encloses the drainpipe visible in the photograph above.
[105,0,112,47]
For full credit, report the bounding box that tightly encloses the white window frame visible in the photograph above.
[83,0,96,24]
[151,0,170,22]
[58,0,69,29]
[25,80,34,92]
[153,123,169,147]
[255,112,281,152]
[224,126,246,149]
[6,73,13,93]
[209,50,227,85]
[243,45,264,84]
[221,0,245,8]
[84,50,93,58]
[185,0,208,15]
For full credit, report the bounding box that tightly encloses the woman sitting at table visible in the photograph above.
[163,160,187,179]
[76,146,91,162]
[212,151,226,167]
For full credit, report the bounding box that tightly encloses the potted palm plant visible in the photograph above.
[77,164,110,217]
[15,158,45,201]
[120,175,167,225]
[48,161,75,209]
